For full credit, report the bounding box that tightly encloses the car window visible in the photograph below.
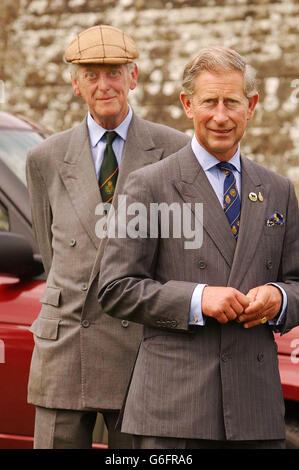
[0,202,9,231]
[0,129,43,186]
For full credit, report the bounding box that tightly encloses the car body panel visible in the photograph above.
[275,327,299,402]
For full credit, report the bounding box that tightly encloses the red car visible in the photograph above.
[0,112,107,449]
[0,111,298,448]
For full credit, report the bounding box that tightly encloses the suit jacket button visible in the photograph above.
[199,260,207,269]
[81,283,88,291]
[265,260,273,270]
[257,352,264,362]
[81,320,90,328]
[221,352,231,362]
[70,239,76,247]
[121,320,129,328]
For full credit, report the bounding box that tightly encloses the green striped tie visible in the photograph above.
[99,131,119,203]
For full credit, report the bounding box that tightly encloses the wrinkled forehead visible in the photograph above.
[195,70,247,97]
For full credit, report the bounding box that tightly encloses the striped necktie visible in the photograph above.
[217,161,241,240]
[99,131,119,203]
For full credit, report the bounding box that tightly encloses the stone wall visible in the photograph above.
[1,0,299,195]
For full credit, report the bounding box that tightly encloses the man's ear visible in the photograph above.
[129,63,138,91]
[180,92,194,120]
[247,93,259,120]
[71,75,81,97]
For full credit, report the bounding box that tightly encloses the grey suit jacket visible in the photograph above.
[98,143,299,440]
[26,113,189,410]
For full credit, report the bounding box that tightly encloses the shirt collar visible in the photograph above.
[87,105,133,148]
[191,134,241,173]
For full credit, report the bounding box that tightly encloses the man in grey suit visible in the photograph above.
[26,25,189,449]
[98,46,299,449]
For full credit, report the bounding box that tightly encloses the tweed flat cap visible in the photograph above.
[65,25,139,64]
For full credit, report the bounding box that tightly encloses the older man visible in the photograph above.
[26,25,189,449]
[98,47,299,449]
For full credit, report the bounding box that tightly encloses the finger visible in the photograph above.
[243,318,264,328]
[224,305,238,321]
[246,288,257,303]
[243,306,276,328]
[238,304,274,324]
[215,312,230,324]
[230,297,246,316]
[235,290,251,309]
[244,298,266,315]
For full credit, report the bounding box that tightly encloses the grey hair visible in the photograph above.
[182,46,257,99]
[69,62,136,78]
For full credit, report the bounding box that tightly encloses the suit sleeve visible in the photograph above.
[98,169,197,332]
[275,181,299,334]
[26,150,53,277]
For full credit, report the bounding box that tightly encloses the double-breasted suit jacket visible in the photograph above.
[26,113,190,411]
[98,143,299,440]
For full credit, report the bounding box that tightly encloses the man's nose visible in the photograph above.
[96,74,110,90]
[212,102,229,124]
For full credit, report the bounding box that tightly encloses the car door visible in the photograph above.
[0,183,45,448]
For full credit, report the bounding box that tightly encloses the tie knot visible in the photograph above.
[105,131,118,146]
[217,161,235,175]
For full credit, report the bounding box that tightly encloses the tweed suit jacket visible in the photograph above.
[98,143,299,440]
[26,113,190,410]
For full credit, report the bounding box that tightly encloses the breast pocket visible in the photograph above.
[263,225,285,238]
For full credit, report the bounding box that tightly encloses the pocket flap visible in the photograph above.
[40,286,61,307]
[30,317,60,340]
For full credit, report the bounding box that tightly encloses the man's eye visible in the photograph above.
[109,70,120,77]
[226,98,240,105]
[85,72,97,80]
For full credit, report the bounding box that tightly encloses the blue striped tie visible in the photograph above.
[217,162,241,240]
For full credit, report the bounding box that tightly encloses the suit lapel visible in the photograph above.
[174,146,236,268]
[228,156,269,289]
[113,113,163,199]
[57,118,102,248]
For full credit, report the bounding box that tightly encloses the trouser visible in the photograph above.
[33,406,133,449]
[133,435,286,449]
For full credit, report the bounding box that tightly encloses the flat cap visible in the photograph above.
[65,25,139,64]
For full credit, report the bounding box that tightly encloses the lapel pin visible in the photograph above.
[249,192,257,202]
[258,192,264,202]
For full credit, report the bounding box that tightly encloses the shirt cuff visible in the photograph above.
[267,283,287,326]
[189,284,207,326]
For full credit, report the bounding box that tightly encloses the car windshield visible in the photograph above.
[0,129,43,186]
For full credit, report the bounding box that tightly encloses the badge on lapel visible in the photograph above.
[266,211,284,227]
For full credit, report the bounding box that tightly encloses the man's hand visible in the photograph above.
[202,286,250,324]
[237,285,283,328]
